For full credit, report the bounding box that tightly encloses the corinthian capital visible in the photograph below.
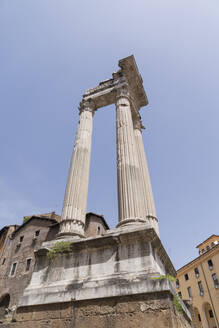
[115,82,132,102]
[79,99,96,115]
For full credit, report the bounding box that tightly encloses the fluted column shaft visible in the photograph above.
[133,119,159,236]
[59,101,94,237]
[116,88,145,226]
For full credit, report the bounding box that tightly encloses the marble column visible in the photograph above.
[116,85,145,227]
[59,100,95,237]
[133,117,159,236]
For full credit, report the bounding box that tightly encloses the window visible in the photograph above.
[202,249,205,254]
[184,273,189,281]
[26,259,31,272]
[176,279,180,288]
[2,258,6,265]
[194,267,199,278]
[206,245,210,251]
[178,292,182,298]
[209,310,214,318]
[211,242,215,248]
[97,227,100,235]
[20,236,24,242]
[10,262,17,276]
[212,273,219,288]
[208,259,213,270]
[198,281,204,296]
[35,230,40,237]
[198,314,201,322]
[187,287,192,299]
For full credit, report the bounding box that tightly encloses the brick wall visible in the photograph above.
[0,218,57,310]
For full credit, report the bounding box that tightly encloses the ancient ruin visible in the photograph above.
[1,56,193,327]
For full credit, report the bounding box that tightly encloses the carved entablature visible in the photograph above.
[118,56,148,108]
[85,78,114,97]
[80,55,149,117]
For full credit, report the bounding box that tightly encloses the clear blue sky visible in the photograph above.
[0,0,219,269]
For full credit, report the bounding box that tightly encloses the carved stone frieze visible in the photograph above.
[84,78,114,97]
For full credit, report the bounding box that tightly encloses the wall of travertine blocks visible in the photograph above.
[0,292,192,328]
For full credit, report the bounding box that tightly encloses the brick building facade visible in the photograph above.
[0,212,109,322]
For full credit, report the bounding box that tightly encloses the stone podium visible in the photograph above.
[15,56,192,328]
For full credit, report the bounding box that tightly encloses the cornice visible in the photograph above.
[177,243,219,275]
[81,55,148,116]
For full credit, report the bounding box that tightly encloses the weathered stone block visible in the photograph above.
[139,299,169,312]
[31,304,61,321]
[60,303,72,319]
[76,304,100,317]
[100,300,116,314]
[15,307,33,322]
[75,315,108,328]
[114,310,172,328]
[116,301,139,313]
[50,319,73,328]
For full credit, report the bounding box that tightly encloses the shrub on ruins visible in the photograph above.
[152,274,175,282]
[152,275,183,314]
[47,241,72,260]
[23,216,31,224]
[173,294,183,314]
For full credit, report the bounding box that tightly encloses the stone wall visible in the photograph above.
[0,292,192,328]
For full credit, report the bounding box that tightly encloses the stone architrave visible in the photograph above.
[59,100,95,237]
[115,83,145,226]
[133,117,159,236]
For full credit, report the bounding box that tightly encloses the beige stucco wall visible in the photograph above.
[176,237,219,328]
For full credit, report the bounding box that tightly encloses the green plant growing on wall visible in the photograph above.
[47,241,72,260]
[173,294,183,314]
[23,216,31,224]
[152,274,175,282]
[152,275,183,314]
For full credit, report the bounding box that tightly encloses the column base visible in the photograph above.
[145,215,160,237]
[57,219,85,238]
[116,217,147,228]
[116,216,160,237]
[56,232,85,239]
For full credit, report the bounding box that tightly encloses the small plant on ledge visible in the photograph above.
[152,275,183,314]
[152,274,175,282]
[173,294,183,314]
[47,241,72,260]
[23,216,31,224]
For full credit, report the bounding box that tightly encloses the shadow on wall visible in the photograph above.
[203,302,217,328]
[0,293,10,319]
